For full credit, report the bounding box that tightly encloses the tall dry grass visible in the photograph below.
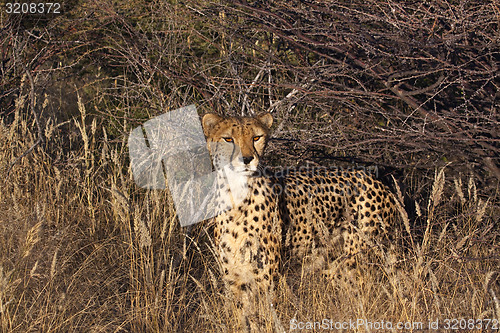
[0,89,499,332]
[0,89,218,332]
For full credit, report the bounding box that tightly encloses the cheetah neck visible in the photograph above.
[215,166,253,214]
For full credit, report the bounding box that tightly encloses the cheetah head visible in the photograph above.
[202,113,273,175]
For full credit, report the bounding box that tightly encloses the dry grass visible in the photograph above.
[1,97,499,332]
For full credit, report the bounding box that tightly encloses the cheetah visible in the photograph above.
[278,166,402,278]
[202,112,403,332]
[202,113,283,332]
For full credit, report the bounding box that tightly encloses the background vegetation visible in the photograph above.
[1,0,499,332]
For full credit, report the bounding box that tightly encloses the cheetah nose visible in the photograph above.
[243,156,254,165]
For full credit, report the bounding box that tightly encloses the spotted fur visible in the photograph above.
[202,113,281,332]
[202,112,401,332]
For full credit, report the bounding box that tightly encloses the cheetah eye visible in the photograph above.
[253,136,262,142]
[223,137,233,143]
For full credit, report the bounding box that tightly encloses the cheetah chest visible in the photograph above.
[214,177,282,284]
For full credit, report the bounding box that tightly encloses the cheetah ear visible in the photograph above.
[257,112,273,130]
[202,113,223,136]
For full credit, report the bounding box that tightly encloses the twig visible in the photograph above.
[242,61,269,115]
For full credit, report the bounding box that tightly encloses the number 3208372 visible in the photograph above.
[5,3,61,14]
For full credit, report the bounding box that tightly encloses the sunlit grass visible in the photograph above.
[0,97,498,332]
